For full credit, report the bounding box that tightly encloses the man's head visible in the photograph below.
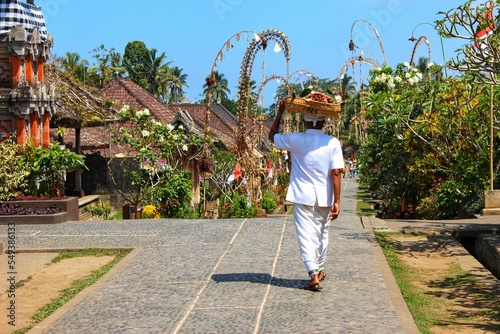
[303,114,325,129]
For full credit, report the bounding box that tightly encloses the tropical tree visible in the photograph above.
[88,44,125,88]
[123,40,150,90]
[203,71,230,103]
[165,66,189,103]
[143,48,172,98]
[58,52,90,83]
[337,75,357,100]
[436,0,500,85]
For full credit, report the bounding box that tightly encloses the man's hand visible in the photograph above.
[329,202,340,220]
[268,99,286,143]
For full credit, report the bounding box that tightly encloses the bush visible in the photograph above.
[154,170,193,218]
[416,197,439,220]
[261,191,277,213]
[221,192,257,218]
[434,179,480,219]
[0,139,30,201]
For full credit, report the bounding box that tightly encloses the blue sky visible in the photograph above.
[41,0,470,107]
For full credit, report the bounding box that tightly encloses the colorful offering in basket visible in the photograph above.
[284,89,343,118]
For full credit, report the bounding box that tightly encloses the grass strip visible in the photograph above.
[374,232,440,334]
[356,183,376,216]
[375,232,500,333]
[13,248,132,334]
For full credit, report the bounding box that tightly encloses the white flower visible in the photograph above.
[166,124,174,131]
[403,62,411,68]
[394,76,402,83]
[141,130,150,137]
[427,62,434,68]
[119,105,130,114]
[182,144,188,151]
[155,121,162,126]
[142,108,150,116]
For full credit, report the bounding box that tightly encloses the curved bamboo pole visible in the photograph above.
[338,56,379,80]
[350,20,387,65]
[203,30,262,158]
[409,35,431,67]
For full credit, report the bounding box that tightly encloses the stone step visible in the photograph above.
[482,208,500,215]
[79,211,92,221]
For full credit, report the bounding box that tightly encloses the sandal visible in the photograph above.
[318,270,327,281]
[304,273,321,291]
[304,283,322,291]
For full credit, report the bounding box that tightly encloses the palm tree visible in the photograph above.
[165,66,189,103]
[109,50,126,79]
[202,71,230,103]
[91,44,120,88]
[59,52,90,83]
[143,48,172,98]
[338,75,357,100]
[60,52,81,75]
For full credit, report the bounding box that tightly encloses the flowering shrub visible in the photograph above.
[84,200,112,220]
[369,62,439,93]
[142,204,160,219]
[110,105,202,211]
[360,59,492,220]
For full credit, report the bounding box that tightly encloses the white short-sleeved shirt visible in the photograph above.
[274,129,344,207]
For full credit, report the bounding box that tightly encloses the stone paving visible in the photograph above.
[0,179,419,333]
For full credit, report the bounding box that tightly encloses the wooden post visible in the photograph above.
[75,128,82,196]
[490,84,494,190]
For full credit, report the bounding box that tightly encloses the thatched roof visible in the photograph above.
[45,62,118,128]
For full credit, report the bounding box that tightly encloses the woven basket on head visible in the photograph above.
[284,97,343,118]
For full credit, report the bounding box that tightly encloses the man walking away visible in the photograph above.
[268,100,343,291]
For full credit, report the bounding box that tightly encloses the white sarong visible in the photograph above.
[293,203,331,276]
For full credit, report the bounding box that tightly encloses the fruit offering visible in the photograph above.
[304,91,334,103]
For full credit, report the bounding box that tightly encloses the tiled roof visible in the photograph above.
[55,78,273,157]
[101,78,176,124]
[168,103,236,148]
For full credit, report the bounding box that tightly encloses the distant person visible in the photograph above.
[268,100,343,291]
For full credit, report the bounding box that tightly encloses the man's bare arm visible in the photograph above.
[329,168,342,219]
[268,99,285,143]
